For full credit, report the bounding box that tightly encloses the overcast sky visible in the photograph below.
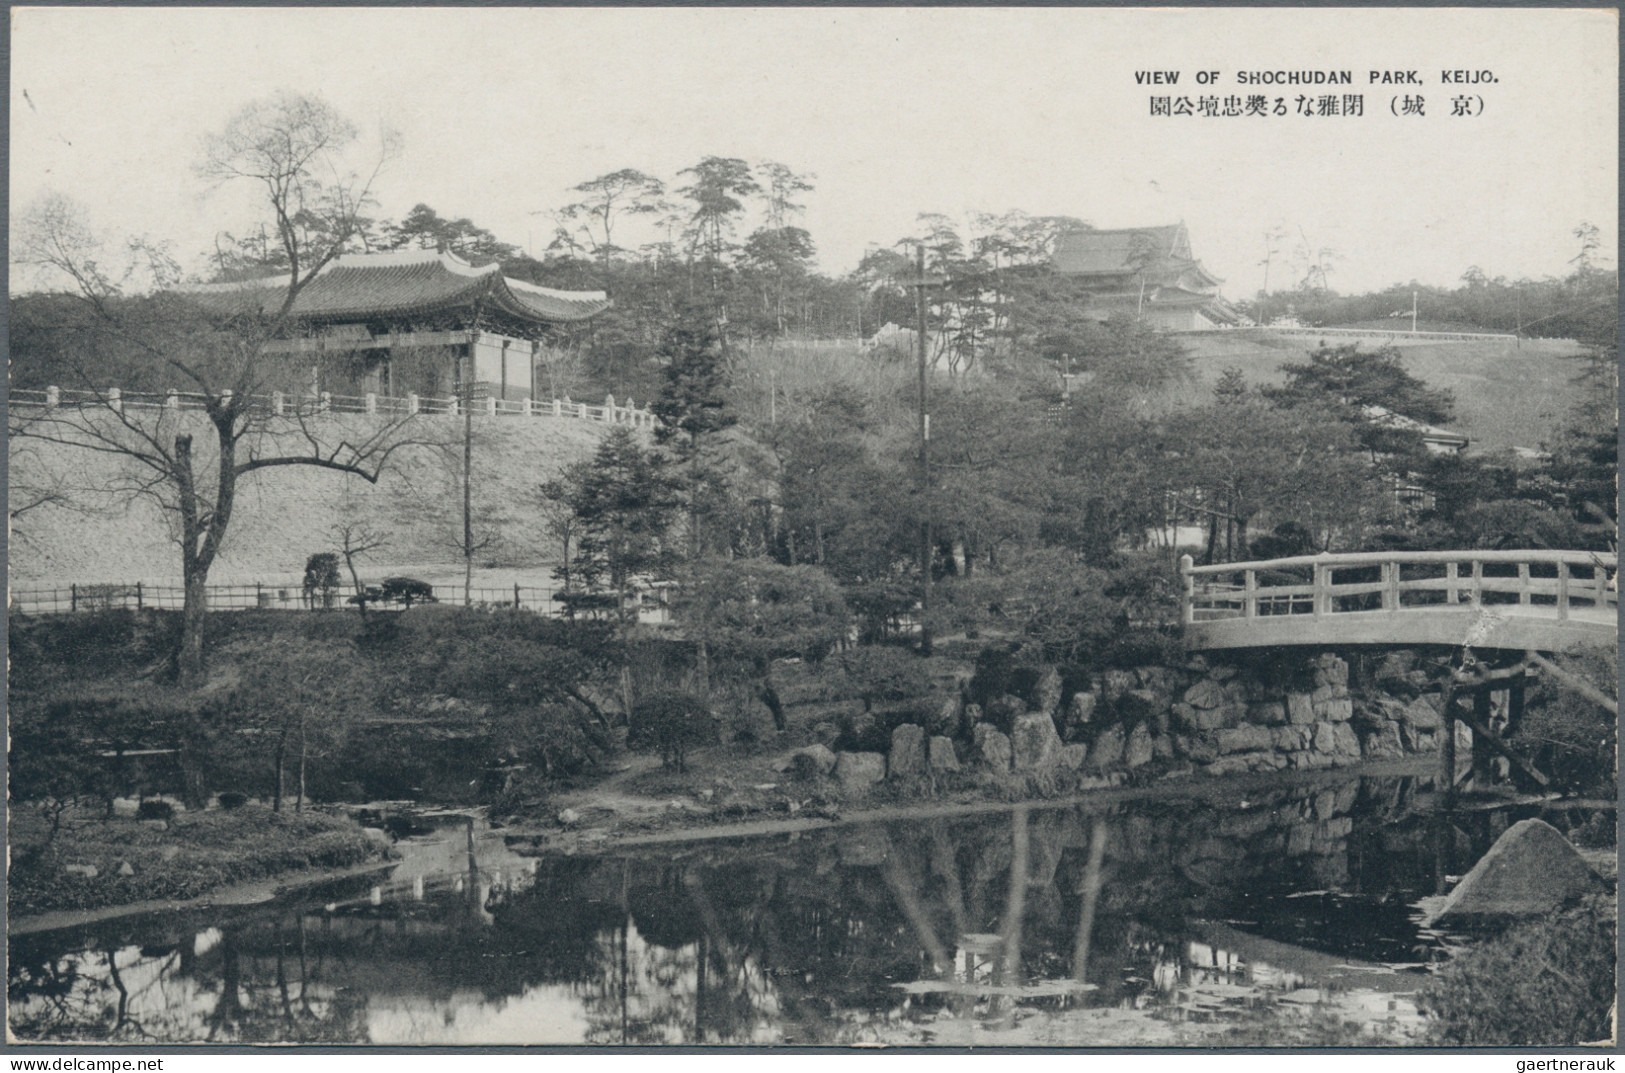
[11,7,1618,297]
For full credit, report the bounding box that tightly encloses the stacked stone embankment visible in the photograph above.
[814,650,1445,792]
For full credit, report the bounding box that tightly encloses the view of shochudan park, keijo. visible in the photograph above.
[6,6,1618,1050]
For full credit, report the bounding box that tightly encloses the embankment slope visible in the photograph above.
[9,413,613,585]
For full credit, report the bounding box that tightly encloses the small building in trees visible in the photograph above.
[1361,404,1469,456]
[1052,223,1240,331]
[184,250,611,403]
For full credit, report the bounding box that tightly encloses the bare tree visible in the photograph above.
[331,516,391,617]
[10,93,427,684]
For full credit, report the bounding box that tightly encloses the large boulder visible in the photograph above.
[1433,819,1607,924]
[928,736,961,773]
[1087,725,1125,771]
[1032,666,1064,716]
[1401,696,1443,730]
[923,695,961,735]
[973,724,1013,774]
[1331,722,1362,760]
[1177,734,1217,764]
[1183,678,1225,709]
[792,743,837,776]
[1361,720,1405,760]
[1123,724,1155,769]
[1067,691,1097,729]
[889,724,926,778]
[1313,722,1338,754]
[1313,654,1349,688]
[1102,669,1137,700]
[1248,700,1288,725]
[1314,696,1354,722]
[1118,689,1162,722]
[1011,712,1064,772]
[1059,743,1088,771]
[1272,725,1313,752]
[985,694,1027,729]
[834,751,886,793]
[1286,693,1316,725]
[1216,725,1273,755]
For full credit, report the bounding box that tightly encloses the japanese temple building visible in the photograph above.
[1051,223,1240,331]
[185,250,611,402]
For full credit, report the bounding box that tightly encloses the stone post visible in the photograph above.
[604,394,616,422]
[271,391,285,416]
[407,393,420,415]
[365,392,377,414]
[553,398,563,417]
[45,385,59,408]
[485,394,498,417]
[108,387,122,413]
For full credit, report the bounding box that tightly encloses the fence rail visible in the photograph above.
[1191,326,1519,342]
[8,580,671,622]
[1180,550,1617,652]
[9,386,656,428]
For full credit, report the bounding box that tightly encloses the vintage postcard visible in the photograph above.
[8,6,1618,1052]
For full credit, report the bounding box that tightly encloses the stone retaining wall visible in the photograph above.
[819,649,1448,790]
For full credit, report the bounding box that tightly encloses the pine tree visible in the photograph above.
[651,315,738,559]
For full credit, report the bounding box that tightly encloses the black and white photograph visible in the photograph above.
[7,5,1619,1050]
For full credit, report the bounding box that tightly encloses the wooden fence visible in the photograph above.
[9,386,656,428]
[8,580,671,622]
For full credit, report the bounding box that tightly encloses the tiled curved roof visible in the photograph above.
[181,250,611,325]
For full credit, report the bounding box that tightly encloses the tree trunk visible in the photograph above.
[297,719,307,812]
[273,746,286,813]
[179,572,209,684]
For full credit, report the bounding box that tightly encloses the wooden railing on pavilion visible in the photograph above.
[1181,549,1617,652]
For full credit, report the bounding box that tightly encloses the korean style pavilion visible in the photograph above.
[1051,223,1239,331]
[186,249,611,402]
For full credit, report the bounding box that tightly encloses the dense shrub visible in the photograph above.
[7,805,383,915]
[135,799,175,821]
[839,646,933,713]
[629,690,716,772]
[1418,896,1616,1045]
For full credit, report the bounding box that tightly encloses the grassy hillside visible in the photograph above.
[9,413,615,586]
[1175,329,1593,453]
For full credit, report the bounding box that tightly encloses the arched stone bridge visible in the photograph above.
[1181,550,1617,653]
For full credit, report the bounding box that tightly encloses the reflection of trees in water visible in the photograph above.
[10,919,369,1043]
[13,775,1440,1045]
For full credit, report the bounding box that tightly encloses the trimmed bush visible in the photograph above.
[629,690,716,773]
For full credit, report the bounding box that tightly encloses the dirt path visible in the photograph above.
[501,757,1440,855]
[10,859,397,938]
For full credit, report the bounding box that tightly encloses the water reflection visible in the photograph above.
[9,779,1605,1045]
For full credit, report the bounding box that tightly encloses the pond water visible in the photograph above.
[7,775,1608,1046]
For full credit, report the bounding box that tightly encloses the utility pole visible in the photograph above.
[1411,289,1418,334]
[907,244,946,656]
[462,296,490,606]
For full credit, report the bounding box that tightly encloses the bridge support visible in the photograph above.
[1433,658,1549,795]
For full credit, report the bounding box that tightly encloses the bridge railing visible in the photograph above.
[1181,550,1617,626]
